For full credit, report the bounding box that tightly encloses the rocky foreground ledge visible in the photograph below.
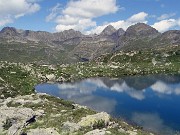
[0,93,154,135]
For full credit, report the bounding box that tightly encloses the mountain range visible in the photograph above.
[0,23,180,64]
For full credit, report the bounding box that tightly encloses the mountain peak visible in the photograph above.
[125,23,159,37]
[116,28,125,36]
[1,27,16,31]
[160,30,180,44]
[100,25,116,36]
[62,29,82,35]
[0,27,18,36]
[54,29,83,40]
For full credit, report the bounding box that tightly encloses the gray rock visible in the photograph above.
[62,121,81,133]
[85,129,106,135]
[78,112,110,127]
[0,97,44,135]
[27,128,60,135]
[46,74,56,81]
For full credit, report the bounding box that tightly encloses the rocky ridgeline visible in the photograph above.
[0,23,180,64]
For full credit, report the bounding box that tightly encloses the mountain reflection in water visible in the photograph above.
[35,74,180,135]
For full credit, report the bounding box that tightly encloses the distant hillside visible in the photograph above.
[0,23,180,64]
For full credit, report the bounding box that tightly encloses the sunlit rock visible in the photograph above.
[27,128,60,135]
[78,112,110,127]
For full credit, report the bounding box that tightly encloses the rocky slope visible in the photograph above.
[0,23,180,64]
[1,93,150,135]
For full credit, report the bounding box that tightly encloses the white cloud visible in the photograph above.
[157,13,176,20]
[177,19,180,26]
[0,0,40,27]
[58,78,145,100]
[128,12,148,22]
[56,18,96,32]
[86,78,108,88]
[46,3,61,22]
[111,83,124,92]
[55,15,78,25]
[57,79,117,113]
[62,0,118,18]
[0,17,12,26]
[72,95,117,113]
[26,0,42,2]
[48,0,179,34]
[151,81,180,95]
[152,19,177,32]
[47,0,119,32]
[110,82,145,100]
[132,113,173,134]
[57,78,108,97]
[88,12,148,34]
[175,87,180,95]
[151,81,172,94]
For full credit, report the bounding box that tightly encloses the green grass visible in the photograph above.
[2,118,14,130]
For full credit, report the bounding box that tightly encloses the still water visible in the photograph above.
[35,74,180,135]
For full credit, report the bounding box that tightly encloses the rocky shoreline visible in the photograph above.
[0,93,154,135]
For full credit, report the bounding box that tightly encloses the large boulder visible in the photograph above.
[78,112,110,127]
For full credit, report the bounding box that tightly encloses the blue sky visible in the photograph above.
[0,0,180,34]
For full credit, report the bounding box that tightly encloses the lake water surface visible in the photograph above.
[35,74,180,135]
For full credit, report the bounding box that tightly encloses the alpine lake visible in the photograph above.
[35,74,180,135]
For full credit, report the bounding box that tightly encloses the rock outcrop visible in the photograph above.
[78,112,110,127]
